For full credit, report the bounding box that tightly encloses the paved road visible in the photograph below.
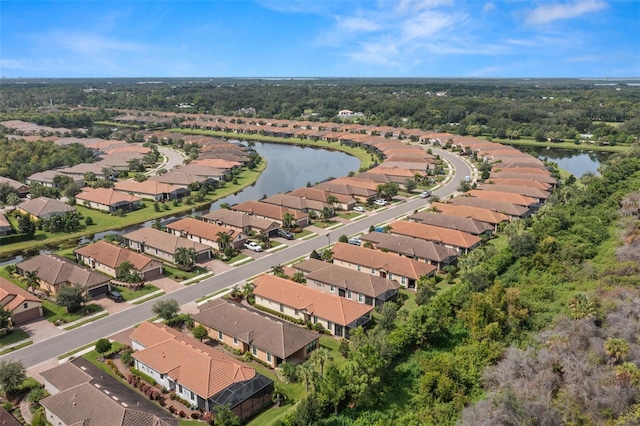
[146,146,185,175]
[3,149,471,368]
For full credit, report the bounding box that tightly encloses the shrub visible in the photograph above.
[179,410,186,418]
[191,412,201,419]
[130,368,156,386]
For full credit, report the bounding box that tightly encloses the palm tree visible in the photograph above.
[271,382,287,407]
[220,202,230,210]
[320,206,333,222]
[271,264,285,277]
[310,347,332,377]
[326,195,338,210]
[216,231,232,251]
[174,247,197,270]
[605,338,630,364]
[297,362,316,393]
[282,212,294,229]
[21,269,40,295]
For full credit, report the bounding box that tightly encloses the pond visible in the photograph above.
[0,141,361,264]
[521,146,611,177]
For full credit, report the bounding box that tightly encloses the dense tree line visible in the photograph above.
[1,79,639,145]
[0,138,95,182]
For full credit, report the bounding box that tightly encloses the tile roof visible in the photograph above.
[359,233,459,262]
[407,212,494,235]
[329,177,380,191]
[18,197,76,218]
[303,263,400,298]
[430,202,510,225]
[16,254,110,289]
[0,212,10,229]
[449,196,530,217]
[232,200,309,221]
[488,172,558,185]
[314,182,377,198]
[253,274,373,326]
[131,322,255,399]
[332,242,436,280]
[0,277,41,312]
[287,187,355,205]
[77,188,142,206]
[492,166,552,176]
[477,184,550,200]
[190,159,242,169]
[201,209,278,231]
[485,178,552,190]
[0,176,28,192]
[193,299,320,359]
[388,220,481,249]
[114,180,186,196]
[40,362,92,392]
[468,190,538,207]
[166,217,240,240]
[74,241,158,271]
[262,193,327,212]
[122,227,210,254]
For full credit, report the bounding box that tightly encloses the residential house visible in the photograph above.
[252,274,373,338]
[358,233,458,271]
[261,193,329,215]
[294,259,399,307]
[408,212,494,237]
[113,180,189,201]
[17,197,76,220]
[201,209,279,237]
[448,196,531,219]
[148,170,218,190]
[165,217,247,251]
[387,221,482,255]
[59,163,116,181]
[74,241,163,280]
[477,184,550,203]
[192,298,320,368]
[231,200,309,228]
[468,190,538,208]
[313,182,377,203]
[26,170,85,188]
[484,178,553,191]
[122,227,212,263]
[16,253,111,297]
[130,322,273,421]
[430,202,510,231]
[76,188,142,213]
[331,242,436,289]
[0,277,43,325]
[0,176,29,198]
[40,362,178,426]
[0,213,12,236]
[287,187,357,211]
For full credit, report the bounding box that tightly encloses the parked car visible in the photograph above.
[106,289,124,302]
[419,190,432,199]
[374,199,387,207]
[348,237,361,246]
[353,206,365,213]
[277,228,295,240]
[244,241,263,252]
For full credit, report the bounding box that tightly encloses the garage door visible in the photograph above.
[13,307,42,325]
[142,267,162,280]
[88,284,109,297]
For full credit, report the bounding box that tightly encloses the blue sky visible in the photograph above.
[1,0,638,78]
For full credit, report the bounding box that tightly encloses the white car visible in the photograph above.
[353,206,365,213]
[348,237,361,246]
[374,199,387,207]
[244,241,263,252]
[419,190,432,199]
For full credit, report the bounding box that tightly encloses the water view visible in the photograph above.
[521,146,611,177]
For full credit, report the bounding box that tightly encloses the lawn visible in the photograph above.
[0,329,29,347]
[310,220,338,229]
[162,264,208,282]
[0,161,267,257]
[294,229,314,239]
[337,211,361,220]
[111,284,159,301]
[224,252,250,264]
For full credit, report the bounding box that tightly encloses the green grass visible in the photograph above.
[294,229,313,239]
[338,211,362,220]
[195,288,230,303]
[82,342,126,381]
[224,253,249,264]
[0,162,267,257]
[0,340,33,355]
[162,265,207,282]
[64,312,110,330]
[0,329,30,347]
[42,302,104,324]
[132,292,164,305]
[179,421,204,426]
[111,284,159,301]
[310,220,338,229]
[59,341,99,360]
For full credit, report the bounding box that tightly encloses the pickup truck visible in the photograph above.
[244,241,263,252]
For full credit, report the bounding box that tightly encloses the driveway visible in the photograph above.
[20,318,64,344]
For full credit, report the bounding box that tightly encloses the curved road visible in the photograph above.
[3,149,472,368]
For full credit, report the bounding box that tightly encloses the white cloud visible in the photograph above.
[525,0,608,25]
[336,16,380,33]
[482,2,495,13]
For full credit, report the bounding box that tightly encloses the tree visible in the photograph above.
[95,338,112,356]
[310,347,332,377]
[192,324,209,341]
[21,269,40,295]
[338,234,348,243]
[320,206,333,222]
[282,212,295,229]
[377,182,399,200]
[318,363,347,415]
[212,403,240,426]
[216,231,232,252]
[568,292,597,320]
[174,247,197,271]
[326,195,338,209]
[271,382,287,407]
[405,178,417,193]
[309,249,321,260]
[5,192,20,209]
[292,271,306,283]
[320,248,333,262]
[220,202,230,210]
[416,278,438,306]
[605,338,630,364]
[0,360,26,394]
[0,306,11,330]
[17,214,36,235]
[152,299,180,321]
[271,264,286,278]
[115,261,143,284]
[55,285,89,313]
[297,362,317,393]
[378,301,398,331]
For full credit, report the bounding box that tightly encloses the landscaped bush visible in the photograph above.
[129,368,156,386]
